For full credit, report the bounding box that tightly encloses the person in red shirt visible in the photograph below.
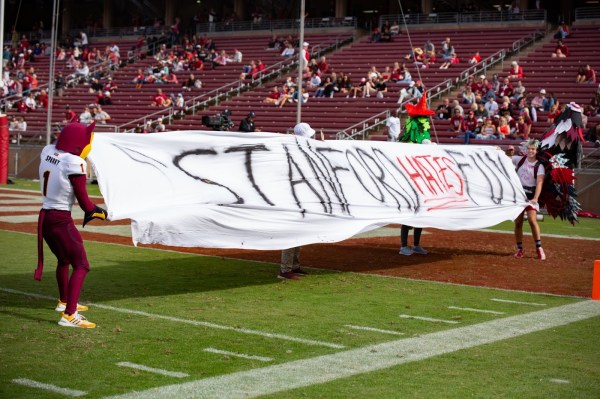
[150,88,172,107]
[37,89,49,109]
[63,105,77,123]
[263,85,281,105]
[508,61,524,79]
[468,51,482,65]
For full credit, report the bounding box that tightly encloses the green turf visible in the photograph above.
[9,177,103,197]
[488,217,600,239]
[0,230,598,398]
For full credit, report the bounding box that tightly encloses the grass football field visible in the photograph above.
[1,180,599,398]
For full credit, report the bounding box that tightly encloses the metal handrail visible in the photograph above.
[511,30,546,53]
[378,9,546,27]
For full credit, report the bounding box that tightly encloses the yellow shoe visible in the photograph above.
[58,312,96,328]
[55,301,88,312]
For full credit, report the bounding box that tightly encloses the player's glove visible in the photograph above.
[83,205,107,228]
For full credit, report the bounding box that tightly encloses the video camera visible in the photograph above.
[202,109,235,131]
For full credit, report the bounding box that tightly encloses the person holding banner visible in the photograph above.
[36,121,108,328]
[278,122,316,280]
[399,91,436,256]
[512,139,546,260]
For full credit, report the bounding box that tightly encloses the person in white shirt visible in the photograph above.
[94,106,111,124]
[386,109,401,141]
[79,106,93,125]
[227,49,243,63]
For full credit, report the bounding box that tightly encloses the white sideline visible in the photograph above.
[203,348,273,362]
[116,362,189,378]
[399,314,460,324]
[490,298,547,306]
[12,378,87,397]
[102,300,600,399]
[0,287,344,349]
[448,306,506,315]
[344,325,404,335]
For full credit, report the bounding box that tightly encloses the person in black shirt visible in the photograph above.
[239,112,260,132]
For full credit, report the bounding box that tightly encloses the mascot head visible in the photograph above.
[56,121,95,159]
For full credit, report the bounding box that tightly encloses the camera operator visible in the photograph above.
[238,112,261,132]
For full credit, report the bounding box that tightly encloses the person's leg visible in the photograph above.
[61,222,90,315]
[527,209,545,260]
[279,248,301,279]
[412,228,428,254]
[514,211,525,257]
[400,225,413,255]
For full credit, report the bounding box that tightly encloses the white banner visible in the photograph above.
[89,131,527,249]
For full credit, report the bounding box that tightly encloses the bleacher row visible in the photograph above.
[168,27,543,136]
[5,25,600,156]
[5,33,351,134]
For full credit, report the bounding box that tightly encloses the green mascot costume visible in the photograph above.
[400,90,435,144]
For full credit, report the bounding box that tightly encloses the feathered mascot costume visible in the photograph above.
[532,102,583,224]
[400,91,435,144]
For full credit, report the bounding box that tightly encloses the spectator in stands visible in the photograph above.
[576,64,596,84]
[263,86,281,105]
[278,86,296,108]
[293,87,309,104]
[350,77,366,99]
[227,49,242,63]
[484,96,499,116]
[307,72,321,90]
[94,105,111,124]
[24,92,37,111]
[508,61,524,79]
[497,116,510,139]
[424,39,435,60]
[477,118,497,139]
[497,78,513,98]
[385,110,401,141]
[132,68,145,89]
[182,73,201,91]
[73,61,90,82]
[104,77,118,93]
[511,80,526,100]
[440,37,454,59]
[150,88,172,107]
[552,48,567,58]
[316,56,329,75]
[79,106,93,125]
[508,115,530,139]
[461,86,476,106]
[9,117,19,131]
[174,93,185,108]
[554,23,569,40]
[464,115,482,144]
[439,52,458,69]
[468,51,482,65]
[281,42,295,57]
[436,98,452,119]
[553,40,569,57]
[155,118,166,132]
[475,102,489,120]
[16,117,27,135]
[96,89,112,106]
[63,105,77,123]
[547,103,563,124]
[36,89,48,109]
[449,108,465,135]
[397,81,420,105]
[315,76,334,98]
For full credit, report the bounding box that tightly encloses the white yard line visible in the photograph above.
[344,325,405,335]
[116,362,189,378]
[490,298,547,306]
[0,206,44,212]
[548,378,570,384]
[448,306,506,315]
[0,199,41,205]
[399,314,461,324]
[0,287,344,349]
[12,378,87,397]
[101,300,600,399]
[203,348,273,362]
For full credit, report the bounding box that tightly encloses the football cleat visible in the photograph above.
[55,301,88,312]
[58,312,96,328]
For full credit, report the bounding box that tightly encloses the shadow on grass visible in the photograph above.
[0,252,338,306]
